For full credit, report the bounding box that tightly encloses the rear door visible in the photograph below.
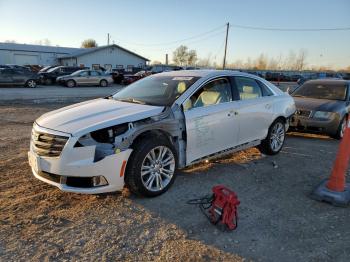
[184,77,240,164]
[89,70,101,85]
[232,76,275,144]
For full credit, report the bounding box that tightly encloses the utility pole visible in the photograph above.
[223,22,229,69]
[107,33,110,46]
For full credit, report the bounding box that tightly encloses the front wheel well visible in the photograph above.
[131,129,174,149]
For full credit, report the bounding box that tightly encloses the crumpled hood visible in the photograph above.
[36,98,164,137]
[293,97,345,112]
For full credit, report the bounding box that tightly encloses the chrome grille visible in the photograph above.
[295,109,312,118]
[31,129,68,157]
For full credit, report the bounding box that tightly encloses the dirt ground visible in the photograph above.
[1,103,350,262]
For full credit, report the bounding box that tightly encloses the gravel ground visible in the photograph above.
[1,102,349,262]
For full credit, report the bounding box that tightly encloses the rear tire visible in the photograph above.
[66,80,75,88]
[26,79,37,88]
[100,79,108,87]
[125,137,177,197]
[258,119,286,155]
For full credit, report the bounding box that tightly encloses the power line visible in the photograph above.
[229,23,350,31]
[114,24,226,46]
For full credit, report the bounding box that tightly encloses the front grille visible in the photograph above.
[31,129,69,157]
[295,109,312,118]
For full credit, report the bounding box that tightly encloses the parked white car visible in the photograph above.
[28,70,295,196]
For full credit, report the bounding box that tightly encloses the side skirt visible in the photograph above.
[186,139,261,167]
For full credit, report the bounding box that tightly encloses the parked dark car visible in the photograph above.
[121,70,152,85]
[38,66,86,85]
[290,79,350,139]
[0,68,40,87]
[110,69,125,84]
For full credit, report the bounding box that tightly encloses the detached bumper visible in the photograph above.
[290,114,340,135]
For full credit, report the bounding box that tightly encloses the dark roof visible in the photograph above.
[306,79,350,85]
[58,44,149,61]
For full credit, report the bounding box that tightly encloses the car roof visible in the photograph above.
[155,69,256,78]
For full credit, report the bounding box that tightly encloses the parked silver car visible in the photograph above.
[57,70,113,87]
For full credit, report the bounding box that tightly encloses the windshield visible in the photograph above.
[293,82,348,101]
[71,70,85,76]
[112,74,200,106]
[47,67,60,73]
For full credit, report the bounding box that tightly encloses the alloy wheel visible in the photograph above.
[270,122,285,152]
[141,146,175,192]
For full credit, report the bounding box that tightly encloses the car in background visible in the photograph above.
[28,70,295,196]
[38,66,86,85]
[290,79,350,139]
[109,69,125,84]
[122,70,152,85]
[0,68,40,87]
[56,70,113,87]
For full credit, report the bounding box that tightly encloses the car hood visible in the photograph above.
[293,97,345,112]
[36,98,164,137]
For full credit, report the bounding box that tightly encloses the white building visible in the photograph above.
[0,43,149,70]
[58,45,149,70]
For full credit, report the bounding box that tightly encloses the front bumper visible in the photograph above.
[28,124,132,194]
[289,114,340,135]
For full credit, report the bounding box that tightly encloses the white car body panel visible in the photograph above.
[185,101,240,164]
[28,70,295,194]
[36,98,164,136]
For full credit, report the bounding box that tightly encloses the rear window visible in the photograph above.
[293,82,348,101]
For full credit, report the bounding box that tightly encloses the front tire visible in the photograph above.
[125,137,177,197]
[332,116,347,140]
[258,119,286,155]
[66,80,75,88]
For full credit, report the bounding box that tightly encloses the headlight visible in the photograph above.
[313,111,334,119]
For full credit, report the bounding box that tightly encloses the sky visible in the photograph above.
[0,0,349,69]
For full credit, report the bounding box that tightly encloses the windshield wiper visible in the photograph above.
[116,98,146,105]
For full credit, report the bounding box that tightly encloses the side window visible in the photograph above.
[79,71,89,77]
[184,78,232,111]
[234,77,262,100]
[257,80,274,96]
[90,71,100,76]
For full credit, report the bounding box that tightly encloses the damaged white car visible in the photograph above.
[28,70,295,196]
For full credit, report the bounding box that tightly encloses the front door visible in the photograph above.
[184,77,240,164]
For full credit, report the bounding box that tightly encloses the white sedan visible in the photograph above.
[28,70,295,196]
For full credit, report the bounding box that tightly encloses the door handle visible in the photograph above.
[265,104,271,109]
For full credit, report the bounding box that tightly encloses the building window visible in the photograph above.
[126,65,133,72]
[116,65,124,69]
[92,64,100,70]
[104,64,112,71]
[79,64,85,68]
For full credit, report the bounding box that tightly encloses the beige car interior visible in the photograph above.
[183,79,231,111]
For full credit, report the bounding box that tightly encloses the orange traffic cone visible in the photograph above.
[311,115,350,206]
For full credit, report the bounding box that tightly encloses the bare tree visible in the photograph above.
[187,50,198,66]
[295,49,308,71]
[173,45,189,66]
[81,39,98,48]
